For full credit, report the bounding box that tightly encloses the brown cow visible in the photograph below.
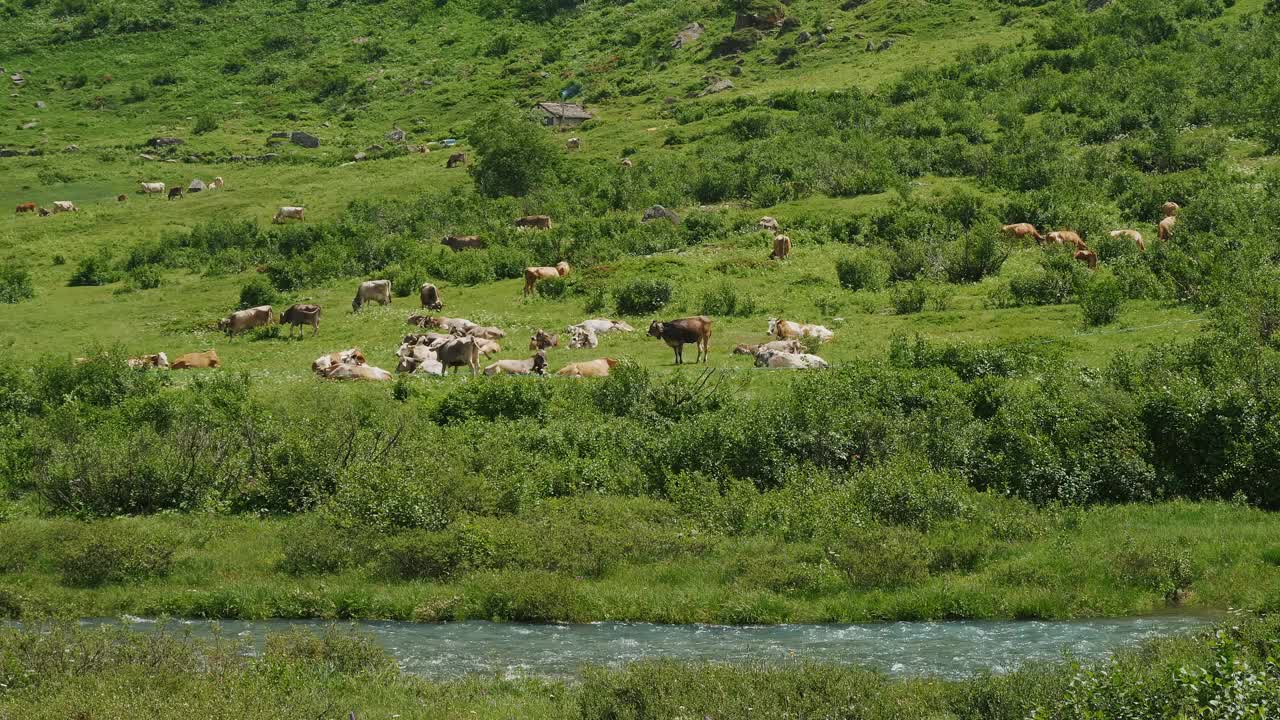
[1002,223,1043,243]
[1162,201,1180,218]
[281,303,321,338]
[219,305,273,337]
[733,340,805,356]
[1158,216,1177,241]
[529,329,559,350]
[523,261,570,296]
[1074,249,1099,270]
[15,202,36,214]
[435,336,481,375]
[167,187,183,200]
[557,358,618,378]
[1047,230,1086,251]
[446,152,467,168]
[758,216,781,233]
[1110,229,1146,252]
[312,348,366,374]
[648,316,713,364]
[419,283,444,310]
[514,215,552,230]
[117,194,128,202]
[440,235,485,252]
[171,350,221,370]
[770,233,792,260]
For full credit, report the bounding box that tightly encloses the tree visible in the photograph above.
[467,107,562,198]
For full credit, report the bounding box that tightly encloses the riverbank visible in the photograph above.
[1,616,1275,719]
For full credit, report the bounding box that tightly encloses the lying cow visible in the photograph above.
[770,234,792,261]
[768,318,834,343]
[38,207,51,217]
[396,343,443,375]
[403,332,452,348]
[210,177,225,190]
[523,261,570,296]
[567,325,598,349]
[420,283,443,310]
[733,340,805,356]
[273,206,305,224]
[440,235,484,252]
[530,329,559,350]
[219,305,273,337]
[1110,229,1146,252]
[466,325,506,341]
[323,363,393,381]
[572,318,635,335]
[281,303,321,338]
[753,349,829,369]
[1002,223,1043,242]
[51,201,78,213]
[648,316,712,364]
[557,358,618,378]
[127,352,169,369]
[485,351,548,376]
[514,215,552,230]
[139,181,165,196]
[352,279,391,312]
[312,348,366,374]
[117,194,128,202]
[171,350,220,370]
[567,137,580,150]
[408,315,477,333]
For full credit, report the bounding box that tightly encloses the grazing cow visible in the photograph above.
[419,283,444,310]
[523,261,570,296]
[15,202,36,214]
[1074,249,1099,270]
[38,207,51,217]
[210,176,224,190]
[1162,201,1180,217]
[485,351,549,376]
[1047,230,1086,251]
[312,348,366,374]
[567,137,580,150]
[127,352,169,369]
[767,318,834,343]
[435,336,481,375]
[753,349,829,369]
[51,201,77,213]
[139,182,165,196]
[758,216,781,233]
[323,363,394,381]
[733,340,805,356]
[572,319,635,335]
[770,234,792,261]
[1110,229,1146,252]
[171,350,221,370]
[529,329,559,350]
[440,235,485,252]
[620,158,633,168]
[648,316,713,364]
[167,187,183,200]
[116,194,128,202]
[352,279,392,312]
[446,152,467,168]
[1158,216,1177,241]
[557,358,618,378]
[273,206,305,224]
[219,305,274,337]
[1002,223,1043,243]
[568,325,598,349]
[514,215,552,230]
[466,325,506,341]
[281,303,321,338]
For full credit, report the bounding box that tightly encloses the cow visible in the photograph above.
[1162,201,1180,217]
[171,350,221,370]
[440,235,485,252]
[403,332,452,348]
[514,215,552,230]
[572,319,635,335]
[474,338,502,358]
[466,325,506,341]
[567,325,598,349]
[567,137,580,150]
[557,358,618,378]
[753,349,829,369]
[167,187,183,200]
[758,216,781,233]
[352,279,391,312]
[733,340,805,356]
[446,152,467,168]
[1158,216,1177,241]
[523,261,570,296]
[1110,229,1146,252]
[273,206,305,224]
[435,336,481,375]
[1074,249,1099,270]
[127,352,169,369]
[1047,230,1086,251]
[15,202,36,214]
[210,176,224,190]
[648,316,712,364]
[51,201,78,213]
[767,318,834,343]
[419,283,444,310]
[323,363,393,381]
[219,305,274,337]
[620,158,633,168]
[408,315,477,333]
[770,234,792,261]
[139,182,165,196]
[485,351,549,376]
[281,303,321,338]
[529,329,559,350]
[396,343,443,375]
[1002,223,1043,243]
[38,207,51,217]
[312,348,366,374]
[116,194,128,202]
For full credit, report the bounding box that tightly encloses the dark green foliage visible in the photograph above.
[467,108,561,198]
[835,252,890,292]
[54,522,176,587]
[192,111,218,134]
[614,278,672,315]
[280,518,359,575]
[127,264,162,290]
[68,250,119,286]
[891,281,929,314]
[697,281,756,317]
[537,276,568,299]
[431,377,554,424]
[830,525,932,589]
[1079,271,1125,326]
[237,276,278,309]
[0,266,34,303]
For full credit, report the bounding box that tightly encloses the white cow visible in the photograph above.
[567,325,599,349]
[768,318,834,343]
[51,201,78,213]
[210,176,225,190]
[323,363,393,381]
[572,318,635,335]
[311,348,366,374]
[139,182,165,195]
[351,279,391,312]
[273,206,305,224]
[753,350,829,369]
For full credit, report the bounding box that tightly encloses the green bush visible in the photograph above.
[829,525,932,589]
[1079,271,1124,327]
[891,281,930,314]
[192,111,218,135]
[238,276,278,309]
[835,252,890,292]
[0,266,34,303]
[68,250,119,286]
[467,107,562,198]
[55,522,176,587]
[537,276,568,299]
[127,264,162,290]
[697,281,756,317]
[431,377,554,424]
[615,278,672,315]
[280,519,359,576]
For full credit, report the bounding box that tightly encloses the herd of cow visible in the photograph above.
[1000,201,1181,270]
[15,177,228,217]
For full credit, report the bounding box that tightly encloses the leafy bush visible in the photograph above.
[467,107,562,197]
[0,266,34,303]
[193,111,218,135]
[829,525,932,589]
[835,253,890,292]
[615,279,672,315]
[431,377,554,424]
[55,522,176,587]
[280,518,359,576]
[1079,271,1124,327]
[68,250,119,286]
[238,276,278,309]
[697,281,756,317]
[127,264,162,290]
[537,276,568,299]
[891,281,930,314]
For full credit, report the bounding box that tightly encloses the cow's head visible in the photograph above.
[767,318,780,336]
[217,317,230,331]
[532,351,548,375]
[351,296,363,312]
[155,352,169,368]
[732,344,755,355]
[555,261,570,276]
[647,321,664,338]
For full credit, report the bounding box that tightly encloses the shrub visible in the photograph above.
[192,111,218,135]
[430,377,554,424]
[697,281,756,317]
[467,107,562,198]
[280,518,359,576]
[68,250,119,286]
[238,276,278,310]
[127,264,162,290]
[945,228,1007,283]
[615,279,672,315]
[537,276,568,299]
[55,522,176,587]
[829,525,931,589]
[1079,271,1124,327]
[1112,536,1197,600]
[0,266,34,303]
[891,281,930,314]
[835,253,890,292]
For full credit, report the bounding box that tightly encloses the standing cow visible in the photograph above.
[167,187,184,200]
[1002,223,1043,243]
[648,316,713,364]
[281,303,322,338]
[441,235,485,252]
[523,262,570,296]
[770,234,792,260]
[15,202,36,214]
[273,206,305,224]
[1158,216,1177,241]
[139,181,165,196]
[352,279,392,312]
[219,305,274,337]
[419,283,444,310]
[514,215,552,230]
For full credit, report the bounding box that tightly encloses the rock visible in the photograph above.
[729,65,743,77]
[854,32,866,39]
[365,144,384,153]
[876,38,895,52]
[712,28,761,57]
[25,149,40,157]
[184,156,200,163]
[188,178,207,193]
[351,36,369,44]
[64,144,79,153]
[642,205,680,224]
[34,100,45,109]
[816,33,827,44]
[866,40,874,51]
[229,155,244,161]
[699,79,734,96]
[354,152,367,161]
[21,121,37,130]
[734,9,785,31]
[270,131,290,139]
[386,128,405,142]
[139,153,157,161]
[163,159,178,163]
[671,22,704,49]
[824,24,835,33]
[0,149,17,157]
[290,131,320,148]
[322,121,331,128]
[147,137,184,147]
[260,153,279,161]
[796,31,811,43]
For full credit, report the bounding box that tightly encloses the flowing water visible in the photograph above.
[72,614,1219,681]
